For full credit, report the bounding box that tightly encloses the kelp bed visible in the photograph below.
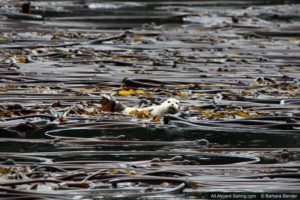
[0,0,300,199]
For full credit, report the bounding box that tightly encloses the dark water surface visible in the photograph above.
[0,0,300,199]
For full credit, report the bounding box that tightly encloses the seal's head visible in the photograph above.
[100,94,125,112]
[160,98,180,114]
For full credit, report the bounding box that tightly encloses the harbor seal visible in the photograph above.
[122,98,180,116]
[100,95,180,116]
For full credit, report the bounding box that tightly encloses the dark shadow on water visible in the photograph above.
[45,127,300,148]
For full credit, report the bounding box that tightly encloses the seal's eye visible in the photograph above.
[176,102,179,105]
[168,101,171,103]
